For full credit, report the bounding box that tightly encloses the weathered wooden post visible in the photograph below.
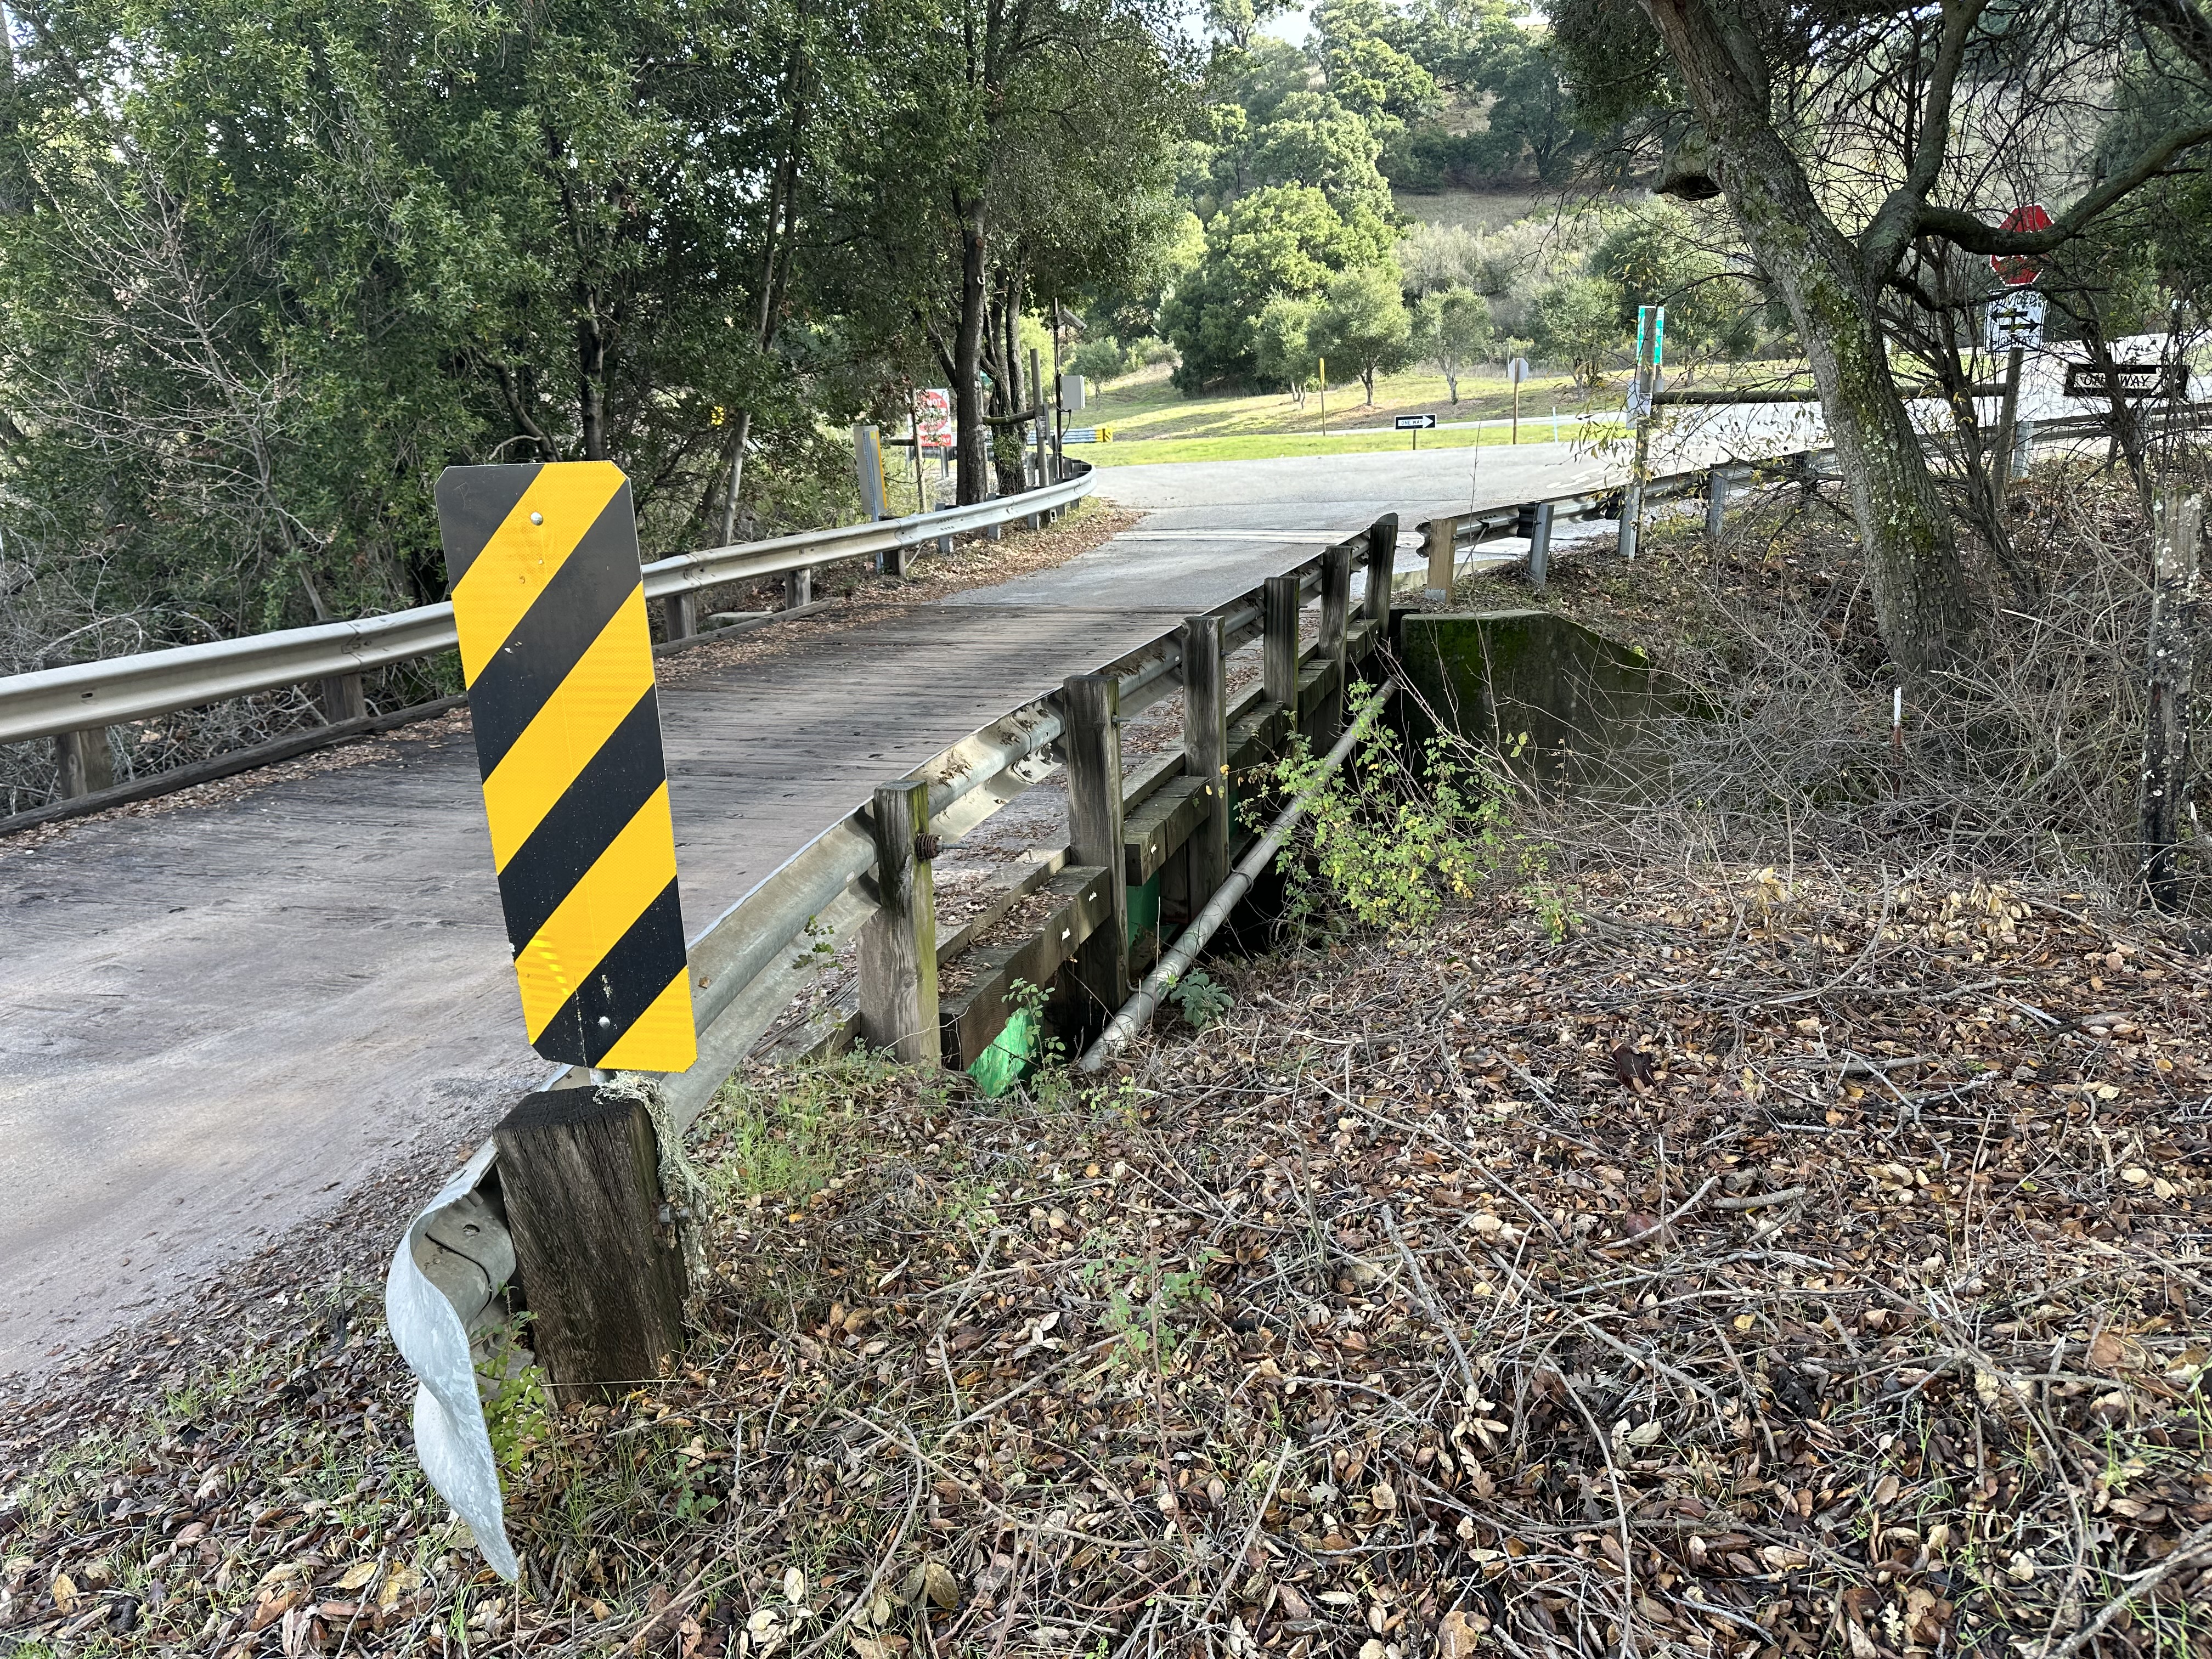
[2141,492,2203,911]
[1317,543,1352,743]
[1703,467,1731,548]
[1991,343,2025,511]
[786,566,812,610]
[1363,514,1397,625]
[493,1085,686,1396]
[317,671,366,725]
[1062,673,1128,1020]
[859,779,941,1062]
[659,592,696,644]
[1263,573,1301,737]
[1423,516,1458,600]
[55,727,113,799]
[1182,614,1230,904]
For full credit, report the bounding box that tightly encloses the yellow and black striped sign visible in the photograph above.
[436,461,697,1073]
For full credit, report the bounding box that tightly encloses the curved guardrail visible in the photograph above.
[0,465,1097,747]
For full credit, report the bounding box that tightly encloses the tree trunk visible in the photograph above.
[1754,221,1979,676]
[1362,366,1375,405]
[954,203,990,505]
[578,306,609,461]
[718,408,752,545]
[995,269,1028,496]
[1643,0,1981,677]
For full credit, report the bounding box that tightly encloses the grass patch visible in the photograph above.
[1080,419,1621,467]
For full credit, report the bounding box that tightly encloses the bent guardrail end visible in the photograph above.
[382,1142,521,1582]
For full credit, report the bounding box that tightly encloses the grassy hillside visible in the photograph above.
[1073,359,1610,466]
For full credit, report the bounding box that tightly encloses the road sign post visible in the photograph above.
[1508,357,1531,444]
[1619,307,1664,560]
[1396,412,1437,450]
[436,460,699,1391]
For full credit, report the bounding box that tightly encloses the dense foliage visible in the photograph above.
[0,0,1197,663]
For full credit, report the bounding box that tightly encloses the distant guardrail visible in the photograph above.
[0,465,1098,751]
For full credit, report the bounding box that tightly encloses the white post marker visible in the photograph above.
[1619,307,1664,560]
[1508,356,1531,443]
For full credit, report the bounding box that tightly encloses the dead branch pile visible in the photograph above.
[1467,462,2209,910]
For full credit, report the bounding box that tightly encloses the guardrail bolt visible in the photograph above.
[914,832,941,862]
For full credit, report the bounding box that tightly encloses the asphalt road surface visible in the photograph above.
[0,425,1780,1378]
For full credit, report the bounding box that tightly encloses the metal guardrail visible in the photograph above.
[0,465,1098,747]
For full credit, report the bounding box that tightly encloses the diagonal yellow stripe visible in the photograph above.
[596,969,697,1073]
[481,584,655,871]
[515,781,679,1042]
[452,462,627,685]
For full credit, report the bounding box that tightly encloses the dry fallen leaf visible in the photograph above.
[922,1560,961,1610]
[1437,1608,1485,1659]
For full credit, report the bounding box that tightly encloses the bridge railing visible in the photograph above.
[0,462,1098,757]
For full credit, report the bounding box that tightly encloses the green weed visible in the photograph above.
[1271,707,1570,939]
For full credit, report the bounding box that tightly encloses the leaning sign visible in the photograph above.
[2064,361,2186,399]
[437,461,697,1071]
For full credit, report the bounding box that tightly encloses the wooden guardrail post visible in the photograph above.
[1182,614,1230,901]
[859,779,940,1062]
[660,592,696,643]
[493,1084,686,1396]
[1424,516,1458,600]
[1318,543,1352,742]
[1062,672,1128,1018]
[1363,514,1397,624]
[786,566,812,610]
[317,671,366,725]
[55,727,113,799]
[1263,573,1301,737]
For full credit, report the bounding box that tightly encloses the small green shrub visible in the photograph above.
[1167,968,1233,1030]
[1272,702,1569,938]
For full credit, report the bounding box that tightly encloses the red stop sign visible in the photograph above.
[1991,204,2052,286]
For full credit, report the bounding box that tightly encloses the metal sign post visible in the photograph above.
[1508,357,1531,444]
[1985,283,2045,511]
[1618,307,1664,560]
[1395,412,1437,450]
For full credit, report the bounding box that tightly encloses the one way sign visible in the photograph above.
[1394,414,1438,430]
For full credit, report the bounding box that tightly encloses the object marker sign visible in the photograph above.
[437,462,697,1073]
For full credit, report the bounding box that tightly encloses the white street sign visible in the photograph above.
[1986,291,2045,351]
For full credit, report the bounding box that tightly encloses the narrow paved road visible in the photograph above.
[0,431,1747,1376]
